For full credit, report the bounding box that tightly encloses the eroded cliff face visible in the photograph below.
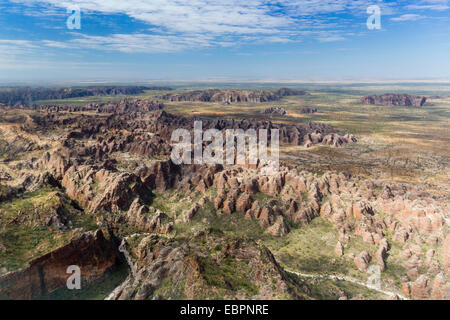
[0,230,119,300]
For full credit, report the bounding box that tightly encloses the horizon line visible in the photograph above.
[2,79,450,86]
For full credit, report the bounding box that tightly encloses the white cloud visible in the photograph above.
[70,33,215,53]
[407,0,449,11]
[42,40,72,48]
[390,14,424,22]
[5,0,448,53]
[0,39,39,54]
[8,0,365,52]
[318,35,346,42]
[12,0,293,35]
[10,0,395,38]
[0,39,37,48]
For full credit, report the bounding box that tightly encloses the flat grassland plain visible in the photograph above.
[4,83,449,300]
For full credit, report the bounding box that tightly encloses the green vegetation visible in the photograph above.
[173,197,265,240]
[264,218,375,279]
[153,276,186,300]
[0,225,73,270]
[0,186,95,271]
[0,186,57,220]
[150,189,194,218]
[198,255,258,298]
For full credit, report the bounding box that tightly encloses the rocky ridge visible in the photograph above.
[361,94,427,107]
[159,88,308,103]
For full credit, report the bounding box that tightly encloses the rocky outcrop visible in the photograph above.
[62,165,151,213]
[361,94,427,107]
[2,190,78,231]
[300,107,318,114]
[0,86,169,106]
[265,216,290,237]
[354,251,372,272]
[335,241,344,257]
[107,234,311,300]
[431,273,449,300]
[125,199,173,234]
[235,192,252,213]
[261,107,287,116]
[376,246,387,271]
[33,99,164,114]
[182,203,200,223]
[159,88,308,104]
[303,132,357,148]
[411,275,432,299]
[443,235,450,276]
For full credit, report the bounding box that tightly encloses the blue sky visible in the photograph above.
[0,0,449,82]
